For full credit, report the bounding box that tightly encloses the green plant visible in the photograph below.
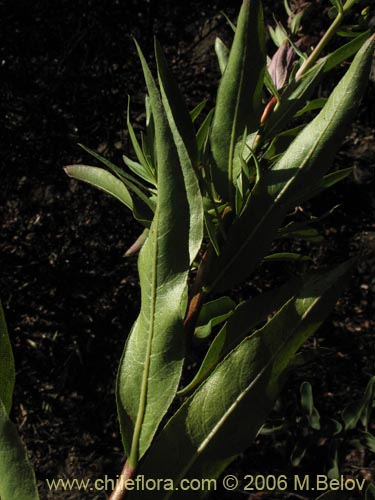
[0,302,39,500]
[262,378,375,484]
[1,1,374,499]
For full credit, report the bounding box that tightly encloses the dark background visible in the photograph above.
[1,0,375,498]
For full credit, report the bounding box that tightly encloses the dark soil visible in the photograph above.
[1,1,375,499]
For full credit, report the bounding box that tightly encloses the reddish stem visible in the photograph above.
[108,460,134,500]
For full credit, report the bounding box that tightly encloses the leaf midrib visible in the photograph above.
[228,18,249,198]
[129,212,159,467]
[211,94,341,290]
[164,293,320,493]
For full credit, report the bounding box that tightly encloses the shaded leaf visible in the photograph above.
[315,492,348,500]
[290,439,307,466]
[366,482,375,500]
[0,400,39,500]
[300,381,313,416]
[0,302,15,415]
[210,0,265,201]
[195,297,236,339]
[197,108,214,160]
[360,431,375,453]
[342,375,375,430]
[323,30,370,73]
[178,278,300,396]
[294,97,328,117]
[190,100,207,123]
[264,252,312,262]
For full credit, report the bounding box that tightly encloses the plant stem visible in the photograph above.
[108,460,134,500]
[295,8,344,80]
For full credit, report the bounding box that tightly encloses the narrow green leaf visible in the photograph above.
[210,0,265,201]
[280,227,324,244]
[366,482,375,500]
[116,42,195,468]
[215,37,229,74]
[203,212,220,256]
[284,0,292,17]
[360,431,375,453]
[155,39,203,264]
[323,30,370,73]
[220,11,236,32]
[264,124,305,161]
[290,168,353,206]
[127,96,155,180]
[76,144,156,225]
[197,108,214,160]
[327,442,340,479]
[329,0,344,14]
[263,60,325,140]
[130,261,352,496]
[123,154,156,186]
[264,252,312,262]
[309,406,321,430]
[207,35,375,292]
[294,97,328,117]
[342,376,375,430]
[77,143,142,187]
[143,95,157,170]
[279,207,338,243]
[154,39,198,167]
[178,278,299,396]
[290,439,307,466]
[190,100,207,123]
[361,377,375,428]
[0,302,15,415]
[264,68,281,102]
[0,400,39,500]
[315,492,348,500]
[300,381,313,416]
[64,165,133,210]
[194,297,235,339]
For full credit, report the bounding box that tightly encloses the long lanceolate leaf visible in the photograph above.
[210,0,265,202]
[64,165,133,210]
[0,401,40,500]
[0,302,15,415]
[179,278,300,395]
[155,40,203,264]
[116,42,202,468]
[208,34,375,292]
[128,261,353,499]
[0,304,39,500]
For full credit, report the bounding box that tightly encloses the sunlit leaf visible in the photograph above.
[207,35,375,291]
[215,37,229,74]
[117,42,196,467]
[129,261,353,497]
[64,165,133,210]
